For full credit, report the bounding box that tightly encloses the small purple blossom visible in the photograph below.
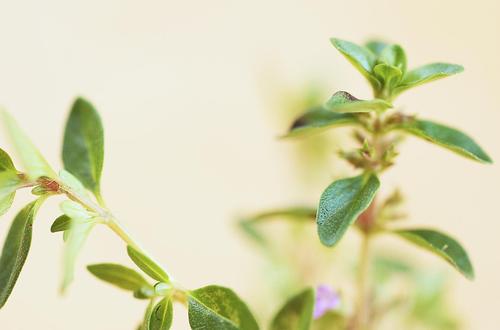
[313,284,341,319]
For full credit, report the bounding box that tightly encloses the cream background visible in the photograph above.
[0,0,498,329]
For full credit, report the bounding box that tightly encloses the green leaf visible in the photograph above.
[378,44,407,73]
[50,215,73,233]
[0,148,16,172]
[62,97,104,197]
[373,64,403,92]
[317,174,380,247]
[284,107,359,138]
[393,229,474,280]
[60,200,96,221]
[61,209,96,292]
[364,40,388,56]
[325,91,392,113]
[127,245,170,283]
[395,119,492,163]
[0,171,22,217]
[58,169,88,198]
[311,312,346,330]
[141,299,156,330]
[0,198,46,308]
[270,288,314,330]
[149,297,174,330]
[188,285,259,330]
[239,207,316,246]
[0,110,56,180]
[394,63,463,95]
[87,263,152,292]
[330,38,380,90]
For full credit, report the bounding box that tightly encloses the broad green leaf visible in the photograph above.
[284,107,359,138]
[61,218,95,292]
[311,312,346,330]
[127,245,170,283]
[395,119,492,163]
[394,63,463,95]
[393,229,474,280]
[50,215,73,232]
[270,288,314,330]
[330,38,380,90]
[0,198,46,308]
[87,263,152,292]
[0,110,56,180]
[62,97,104,197]
[317,174,380,247]
[0,171,22,217]
[378,44,407,73]
[188,285,259,330]
[0,148,16,172]
[325,91,392,113]
[364,40,388,56]
[149,297,174,330]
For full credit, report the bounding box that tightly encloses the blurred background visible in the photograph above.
[0,0,498,329]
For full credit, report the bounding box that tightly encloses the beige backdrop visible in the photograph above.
[0,0,498,329]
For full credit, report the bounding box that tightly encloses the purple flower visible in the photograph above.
[313,284,341,319]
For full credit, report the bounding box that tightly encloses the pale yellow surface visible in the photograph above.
[0,1,498,329]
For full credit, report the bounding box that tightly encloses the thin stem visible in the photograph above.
[353,232,371,330]
[58,182,167,277]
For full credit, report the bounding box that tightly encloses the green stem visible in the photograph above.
[58,182,168,278]
[354,233,371,330]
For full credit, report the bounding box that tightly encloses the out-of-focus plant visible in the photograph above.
[243,38,491,329]
[0,37,491,330]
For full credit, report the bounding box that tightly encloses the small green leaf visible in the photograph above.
[127,245,170,283]
[378,44,407,73]
[0,110,56,180]
[60,200,96,221]
[317,174,380,247]
[149,297,174,330]
[393,229,474,280]
[270,288,314,330]
[188,285,259,330]
[0,148,16,172]
[330,38,380,90]
[395,119,492,163]
[141,299,156,330]
[59,169,88,198]
[364,40,388,56]
[0,171,22,217]
[325,91,392,113]
[61,218,95,292]
[62,97,104,197]
[239,207,316,246]
[0,198,46,308]
[373,64,403,92]
[50,215,73,233]
[87,263,152,292]
[284,107,359,138]
[394,63,464,96]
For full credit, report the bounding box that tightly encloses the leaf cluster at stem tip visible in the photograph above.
[281,37,491,280]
